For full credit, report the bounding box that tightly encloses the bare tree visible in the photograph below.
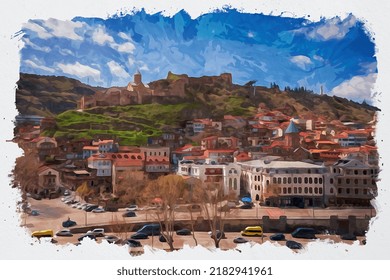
[142,174,185,251]
[114,170,149,206]
[187,178,235,248]
[12,151,40,195]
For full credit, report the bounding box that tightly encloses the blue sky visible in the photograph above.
[19,9,377,103]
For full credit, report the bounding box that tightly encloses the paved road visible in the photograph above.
[22,196,370,252]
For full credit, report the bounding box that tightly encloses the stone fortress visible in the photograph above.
[79,71,233,109]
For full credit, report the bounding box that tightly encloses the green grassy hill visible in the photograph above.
[17,73,379,146]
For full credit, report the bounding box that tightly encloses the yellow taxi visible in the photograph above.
[241,226,263,237]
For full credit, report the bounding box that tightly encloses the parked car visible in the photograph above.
[240,204,252,209]
[286,240,303,249]
[86,228,105,237]
[30,210,39,216]
[126,205,139,211]
[31,229,53,238]
[62,218,77,228]
[136,224,160,236]
[130,233,149,240]
[55,229,73,237]
[291,227,317,239]
[159,235,173,243]
[209,230,226,239]
[85,205,99,212]
[104,235,121,244]
[341,233,357,241]
[122,211,136,217]
[233,237,249,244]
[270,233,286,241]
[176,229,192,236]
[91,207,105,213]
[63,190,71,196]
[78,233,96,242]
[241,226,263,237]
[125,239,142,247]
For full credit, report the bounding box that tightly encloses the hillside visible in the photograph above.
[16,73,379,145]
[16,73,101,117]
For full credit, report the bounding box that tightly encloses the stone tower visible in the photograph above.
[134,70,142,85]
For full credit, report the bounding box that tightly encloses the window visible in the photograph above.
[354,179,358,185]
[314,178,318,184]
[346,188,350,194]
[304,187,308,194]
[283,178,287,184]
[298,178,302,184]
[330,188,334,194]
[319,188,323,194]
[346,179,350,184]
[355,189,359,195]
[363,179,368,185]
[354,170,358,175]
[304,177,308,184]
[277,178,281,184]
[283,187,286,194]
[266,180,269,186]
[363,189,368,195]
[314,187,318,194]
[273,178,277,184]
[288,187,292,194]
[363,170,367,175]
[288,177,292,184]
[330,178,334,184]
[298,187,302,193]
[294,187,297,194]
[319,178,323,184]
[309,187,312,194]
[309,178,313,184]
[338,188,342,194]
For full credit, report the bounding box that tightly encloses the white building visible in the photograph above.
[238,159,326,207]
[177,161,241,197]
[325,158,378,206]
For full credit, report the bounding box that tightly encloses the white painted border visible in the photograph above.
[0,0,389,263]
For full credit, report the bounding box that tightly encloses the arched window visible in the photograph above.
[298,178,302,184]
[314,187,318,194]
[283,178,287,184]
[288,177,292,184]
[309,178,313,184]
[288,187,292,194]
[234,178,237,190]
[314,178,318,184]
[330,178,334,184]
[304,187,308,194]
[298,187,302,193]
[304,177,308,184]
[293,177,297,184]
[283,187,287,194]
[294,187,297,194]
[277,178,282,184]
[273,178,277,184]
[319,178,323,184]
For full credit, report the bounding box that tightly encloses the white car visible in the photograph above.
[91,207,105,213]
[86,228,105,237]
[125,205,139,211]
[55,229,73,237]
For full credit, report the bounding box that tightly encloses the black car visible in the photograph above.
[291,227,317,239]
[159,235,173,243]
[85,205,99,212]
[176,229,192,236]
[286,240,303,250]
[78,233,97,242]
[62,219,77,228]
[104,235,121,244]
[209,230,226,239]
[122,211,136,217]
[240,204,252,209]
[270,233,286,241]
[125,239,142,247]
[233,237,249,244]
[130,233,149,240]
[136,224,160,236]
[341,233,357,241]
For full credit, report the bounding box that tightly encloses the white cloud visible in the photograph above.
[298,14,357,41]
[23,37,51,52]
[92,26,114,45]
[116,42,135,53]
[57,62,101,81]
[290,55,312,70]
[23,21,51,39]
[43,18,85,40]
[118,32,131,40]
[23,19,85,41]
[107,60,130,79]
[330,73,377,101]
[24,59,55,73]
